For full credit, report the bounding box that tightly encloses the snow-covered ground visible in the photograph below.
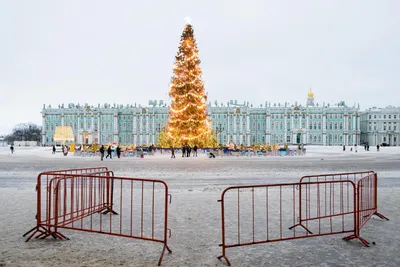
[0,146,399,266]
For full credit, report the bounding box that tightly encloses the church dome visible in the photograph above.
[308,88,314,98]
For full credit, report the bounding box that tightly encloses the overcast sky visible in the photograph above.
[0,0,399,134]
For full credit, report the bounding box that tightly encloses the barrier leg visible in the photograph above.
[373,212,389,220]
[288,223,313,234]
[157,244,172,266]
[343,234,370,247]
[217,246,231,266]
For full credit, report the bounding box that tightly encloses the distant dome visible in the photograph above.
[308,88,314,98]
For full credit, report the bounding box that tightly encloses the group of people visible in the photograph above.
[343,144,380,152]
[99,145,121,160]
[170,144,198,158]
[51,145,69,156]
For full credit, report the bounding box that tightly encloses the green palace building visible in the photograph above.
[41,89,366,146]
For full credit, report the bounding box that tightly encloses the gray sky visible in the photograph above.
[1,0,399,134]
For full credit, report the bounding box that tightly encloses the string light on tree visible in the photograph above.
[158,20,216,148]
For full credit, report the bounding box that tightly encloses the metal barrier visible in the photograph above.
[24,171,172,266]
[291,171,388,243]
[343,172,389,246]
[218,180,356,266]
[24,167,113,241]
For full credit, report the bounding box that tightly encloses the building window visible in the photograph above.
[384,115,386,119]
[369,115,371,119]
[394,115,397,119]
[334,123,338,130]
[287,136,290,143]
[309,124,312,130]
[389,115,391,119]
[383,137,386,142]
[374,115,376,119]
[330,123,333,130]
[314,123,317,130]
[340,123,343,130]
[318,123,322,130]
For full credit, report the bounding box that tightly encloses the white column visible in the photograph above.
[139,115,143,145]
[146,115,149,145]
[352,115,356,146]
[322,114,327,145]
[77,116,80,143]
[284,115,287,135]
[133,115,137,145]
[234,115,237,143]
[113,113,118,143]
[152,115,155,145]
[299,114,302,129]
[306,115,309,144]
[291,115,294,130]
[227,114,230,133]
[91,115,94,131]
[41,114,46,145]
[84,115,87,131]
[97,115,100,143]
[246,115,250,146]
[61,114,65,126]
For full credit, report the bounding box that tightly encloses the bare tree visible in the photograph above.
[4,123,42,144]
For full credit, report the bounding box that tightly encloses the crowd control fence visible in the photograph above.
[218,171,388,266]
[24,169,172,266]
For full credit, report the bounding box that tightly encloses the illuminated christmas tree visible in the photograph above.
[162,23,216,148]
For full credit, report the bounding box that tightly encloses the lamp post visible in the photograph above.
[216,123,224,146]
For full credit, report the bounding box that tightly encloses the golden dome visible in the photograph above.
[308,88,314,98]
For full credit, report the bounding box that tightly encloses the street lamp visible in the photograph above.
[216,123,224,146]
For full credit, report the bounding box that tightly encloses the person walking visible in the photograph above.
[182,145,186,157]
[187,145,191,157]
[100,145,105,161]
[52,145,56,154]
[106,145,112,159]
[116,145,121,158]
[193,144,198,157]
[171,146,175,158]
[10,145,14,154]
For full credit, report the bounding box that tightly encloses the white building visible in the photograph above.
[360,106,400,146]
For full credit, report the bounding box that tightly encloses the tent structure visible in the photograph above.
[53,126,74,143]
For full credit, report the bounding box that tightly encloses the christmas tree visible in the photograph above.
[163,23,216,148]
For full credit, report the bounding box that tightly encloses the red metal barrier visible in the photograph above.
[24,167,113,242]
[218,180,356,266]
[24,172,172,266]
[291,171,388,245]
[343,172,389,246]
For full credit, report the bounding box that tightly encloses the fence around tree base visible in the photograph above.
[217,171,389,266]
[24,169,172,266]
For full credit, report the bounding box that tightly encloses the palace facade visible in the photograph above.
[41,90,368,147]
[360,106,400,146]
